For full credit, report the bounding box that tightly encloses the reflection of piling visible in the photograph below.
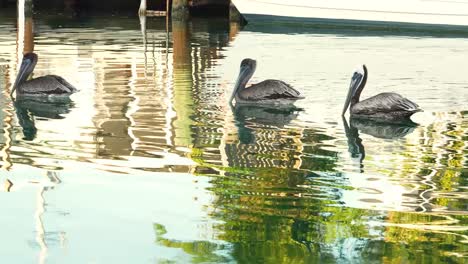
[172,0,189,21]
[172,19,194,147]
[172,20,191,67]
[229,22,241,42]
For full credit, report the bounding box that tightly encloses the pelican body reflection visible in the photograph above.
[225,104,303,169]
[232,104,301,144]
[14,98,74,140]
[343,116,417,170]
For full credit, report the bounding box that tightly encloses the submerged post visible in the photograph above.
[172,0,189,21]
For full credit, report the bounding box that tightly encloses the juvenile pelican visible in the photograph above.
[11,53,78,97]
[342,65,421,123]
[230,58,304,105]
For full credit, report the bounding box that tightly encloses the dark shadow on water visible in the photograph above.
[14,98,74,140]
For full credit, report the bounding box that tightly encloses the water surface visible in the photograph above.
[0,9,467,263]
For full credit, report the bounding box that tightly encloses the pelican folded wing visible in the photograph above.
[239,80,303,100]
[352,92,421,115]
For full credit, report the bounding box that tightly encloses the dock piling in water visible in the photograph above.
[229,1,244,24]
[172,0,189,21]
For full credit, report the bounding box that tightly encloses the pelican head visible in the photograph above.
[342,64,367,115]
[230,58,257,105]
[11,52,38,96]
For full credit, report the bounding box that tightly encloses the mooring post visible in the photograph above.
[229,1,240,23]
[229,1,245,41]
[138,0,146,16]
[17,0,34,55]
[172,0,189,21]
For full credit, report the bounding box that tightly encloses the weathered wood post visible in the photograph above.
[138,0,146,16]
[172,0,189,21]
[229,1,244,41]
[229,1,242,23]
[17,0,34,55]
[24,0,34,53]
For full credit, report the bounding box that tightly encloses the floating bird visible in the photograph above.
[342,65,421,123]
[11,53,78,97]
[230,58,304,105]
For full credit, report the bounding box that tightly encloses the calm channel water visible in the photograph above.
[0,9,467,264]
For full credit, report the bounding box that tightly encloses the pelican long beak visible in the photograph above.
[11,54,36,96]
[230,65,250,105]
[342,68,364,115]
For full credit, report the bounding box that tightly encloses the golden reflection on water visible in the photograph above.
[0,8,467,263]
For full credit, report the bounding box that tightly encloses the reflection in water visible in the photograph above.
[350,117,417,139]
[14,98,74,140]
[232,104,301,144]
[223,104,303,169]
[343,116,365,168]
[342,116,417,171]
[153,223,231,263]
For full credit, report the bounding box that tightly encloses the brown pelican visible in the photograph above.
[230,58,304,105]
[11,53,78,97]
[342,65,421,123]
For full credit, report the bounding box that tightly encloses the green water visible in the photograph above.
[0,9,467,264]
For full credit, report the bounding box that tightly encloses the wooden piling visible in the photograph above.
[229,1,245,24]
[17,0,34,55]
[172,0,189,21]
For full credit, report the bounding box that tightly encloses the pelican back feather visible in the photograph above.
[19,75,78,95]
[238,79,303,101]
[352,92,421,116]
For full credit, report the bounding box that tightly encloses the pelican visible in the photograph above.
[11,53,78,97]
[342,65,421,123]
[230,58,304,105]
